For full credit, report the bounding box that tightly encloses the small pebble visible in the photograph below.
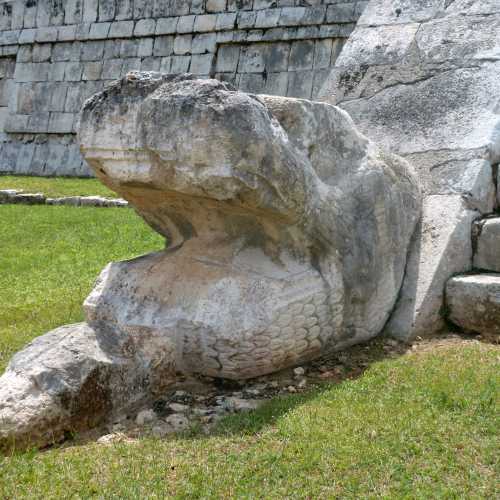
[136,409,157,426]
[165,414,190,432]
[297,378,307,389]
[169,403,190,413]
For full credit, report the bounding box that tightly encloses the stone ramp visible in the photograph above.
[318,0,500,339]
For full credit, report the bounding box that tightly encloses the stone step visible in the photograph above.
[473,217,500,272]
[446,274,500,340]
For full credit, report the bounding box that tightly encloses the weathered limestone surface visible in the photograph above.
[446,274,500,340]
[318,0,500,339]
[474,218,500,272]
[0,74,420,449]
[0,323,143,449]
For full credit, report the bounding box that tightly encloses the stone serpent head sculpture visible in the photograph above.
[0,73,420,450]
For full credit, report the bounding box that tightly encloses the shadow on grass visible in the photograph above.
[20,331,488,455]
[183,335,414,440]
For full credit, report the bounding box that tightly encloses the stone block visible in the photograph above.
[177,15,196,34]
[137,38,154,57]
[101,59,123,79]
[289,40,314,71]
[35,1,50,27]
[16,84,35,114]
[134,19,156,36]
[116,0,133,21]
[50,83,69,111]
[120,39,138,58]
[142,57,162,72]
[104,40,120,59]
[48,62,67,81]
[228,0,253,11]
[64,84,82,112]
[134,0,154,19]
[156,17,178,35]
[314,39,332,69]
[159,57,171,72]
[48,112,75,133]
[239,72,266,94]
[0,78,14,107]
[170,56,191,73]
[11,2,25,30]
[327,3,358,23]
[81,40,105,61]
[99,0,116,21]
[264,72,288,96]
[237,11,256,29]
[153,36,174,57]
[58,25,78,41]
[27,113,49,133]
[165,0,190,17]
[31,143,49,175]
[174,35,192,55]
[83,0,99,23]
[192,33,217,54]
[216,44,240,73]
[359,0,449,26]
[264,43,290,72]
[206,0,227,12]
[385,195,478,339]
[474,218,500,272]
[15,144,36,174]
[216,13,237,31]
[416,13,500,65]
[14,63,49,82]
[17,45,32,63]
[121,58,141,74]
[246,30,264,42]
[287,71,313,99]
[255,9,281,29]
[446,274,500,339]
[190,54,214,74]
[216,29,232,42]
[0,108,8,131]
[194,14,217,32]
[52,42,76,62]
[0,30,20,45]
[279,7,306,26]
[88,22,111,39]
[23,2,37,29]
[65,0,83,24]
[83,61,103,80]
[46,143,70,175]
[32,43,52,62]
[50,0,65,26]
[238,44,265,73]
[64,62,83,81]
[18,29,36,45]
[36,27,59,43]
[190,0,205,15]
[109,21,135,39]
[4,114,29,133]
[312,69,330,99]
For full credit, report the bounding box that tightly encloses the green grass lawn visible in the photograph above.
[0,204,164,372]
[0,175,116,198]
[0,202,498,498]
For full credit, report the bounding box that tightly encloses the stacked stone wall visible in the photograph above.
[0,0,367,176]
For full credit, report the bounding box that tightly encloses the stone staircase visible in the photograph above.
[446,180,500,341]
